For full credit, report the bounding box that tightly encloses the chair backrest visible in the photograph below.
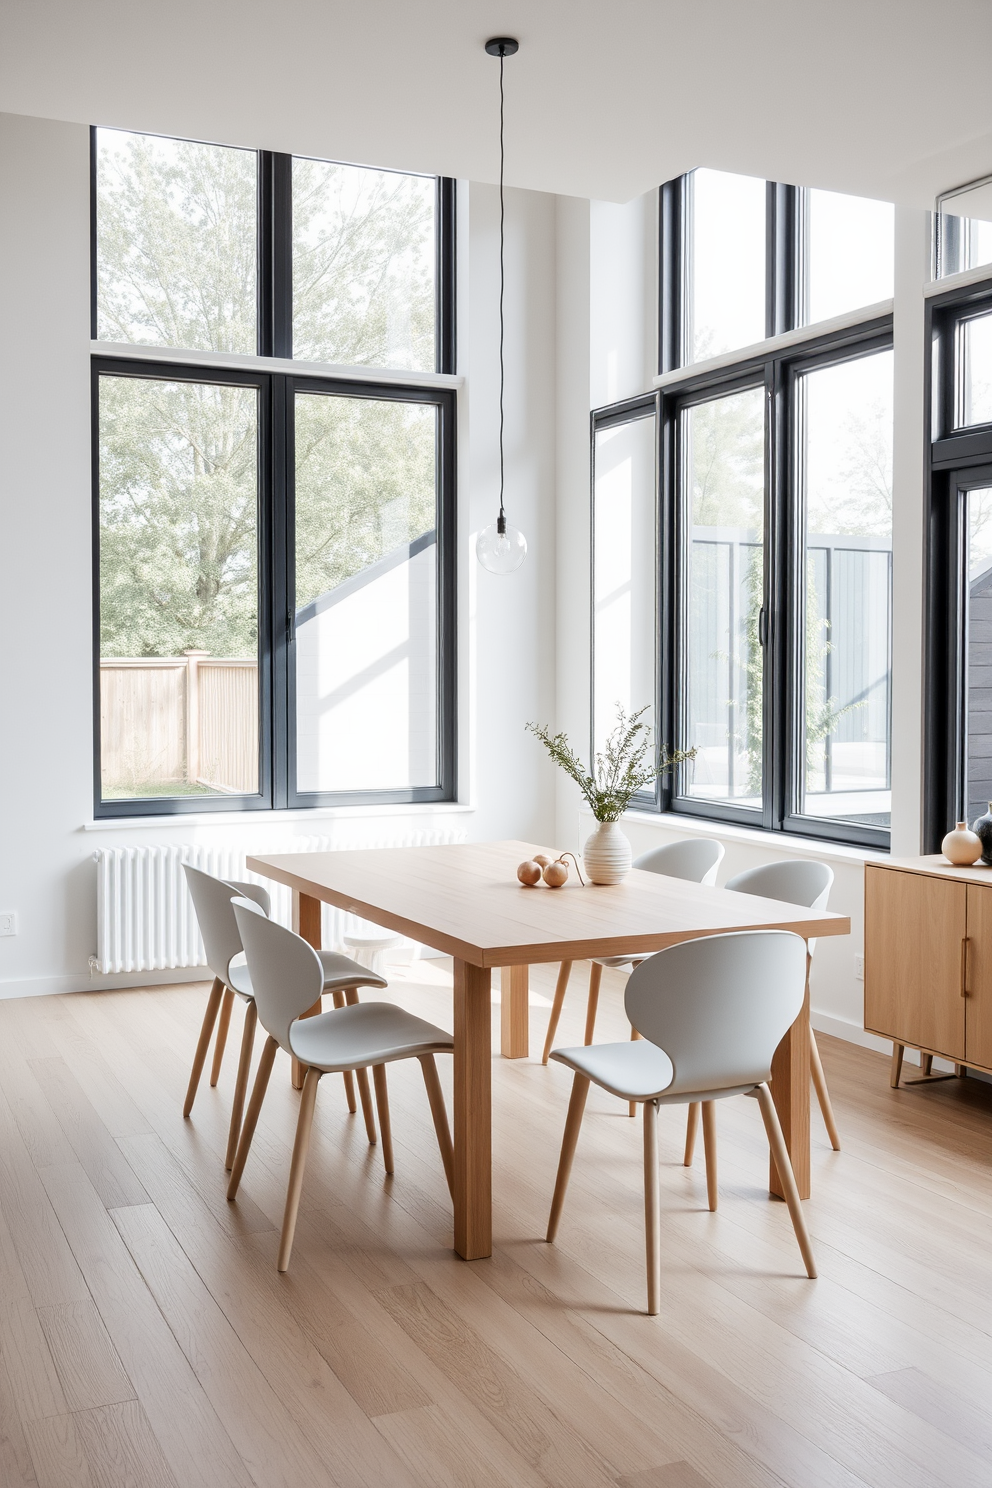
[634,838,725,887]
[724,859,833,912]
[233,900,324,1051]
[625,930,807,1097]
[183,865,270,984]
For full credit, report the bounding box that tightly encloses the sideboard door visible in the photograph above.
[965,884,992,1068]
[865,866,966,1060]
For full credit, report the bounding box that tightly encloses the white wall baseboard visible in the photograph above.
[0,965,210,1001]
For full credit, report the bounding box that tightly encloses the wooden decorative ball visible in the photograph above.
[516,860,542,886]
[542,860,569,888]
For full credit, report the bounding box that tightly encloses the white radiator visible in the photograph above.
[91,830,466,975]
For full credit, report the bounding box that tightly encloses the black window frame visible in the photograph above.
[635,168,898,849]
[91,127,457,820]
[925,280,992,849]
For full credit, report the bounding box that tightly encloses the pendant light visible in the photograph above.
[476,36,528,575]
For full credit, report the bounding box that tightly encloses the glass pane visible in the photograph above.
[294,393,438,792]
[938,214,992,278]
[98,375,259,799]
[688,169,766,363]
[683,387,765,806]
[293,159,436,371]
[801,350,893,828]
[965,489,992,825]
[95,129,257,354]
[804,189,893,324]
[958,313,992,427]
[593,415,657,760]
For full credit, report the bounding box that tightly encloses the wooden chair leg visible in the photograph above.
[210,987,234,1087]
[809,1030,841,1151]
[701,1101,718,1211]
[225,1000,257,1171]
[183,978,224,1117]
[542,961,573,1064]
[755,1084,817,1279]
[343,989,374,1139]
[628,1027,642,1116]
[419,1054,454,1199]
[643,1100,661,1316]
[227,1036,278,1200]
[372,1065,394,1174]
[330,990,357,1114]
[683,1101,700,1166]
[277,1067,321,1273]
[890,1042,904,1089]
[583,963,603,1046]
[546,1074,590,1242]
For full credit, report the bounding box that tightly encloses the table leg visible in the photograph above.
[500,964,529,1059]
[453,959,492,1259]
[291,890,323,1091]
[769,962,811,1201]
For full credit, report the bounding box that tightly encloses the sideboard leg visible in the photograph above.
[890,1042,904,1089]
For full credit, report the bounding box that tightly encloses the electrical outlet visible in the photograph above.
[0,912,18,937]
[853,953,864,981]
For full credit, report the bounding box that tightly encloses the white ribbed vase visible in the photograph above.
[582,821,632,885]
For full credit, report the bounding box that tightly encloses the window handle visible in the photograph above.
[287,609,295,645]
[758,607,768,647]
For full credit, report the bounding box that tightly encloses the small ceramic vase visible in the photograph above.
[582,821,632,885]
[971,804,992,865]
[942,821,983,866]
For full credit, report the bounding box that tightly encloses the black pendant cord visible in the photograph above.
[497,48,506,534]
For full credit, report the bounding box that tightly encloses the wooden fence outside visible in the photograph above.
[100,652,258,795]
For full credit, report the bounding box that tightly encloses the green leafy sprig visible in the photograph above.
[526,705,697,823]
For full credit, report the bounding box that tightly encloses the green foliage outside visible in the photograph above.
[96,132,437,660]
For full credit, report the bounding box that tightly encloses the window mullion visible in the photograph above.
[259,152,293,359]
[270,373,290,809]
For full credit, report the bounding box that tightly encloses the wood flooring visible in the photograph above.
[0,959,990,1488]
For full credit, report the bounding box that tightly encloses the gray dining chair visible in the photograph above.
[546,929,817,1315]
[229,899,455,1272]
[682,858,840,1157]
[540,838,725,1066]
[182,864,387,1168]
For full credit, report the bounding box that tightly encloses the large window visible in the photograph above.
[925,284,992,846]
[92,130,456,817]
[601,168,895,848]
[661,170,894,373]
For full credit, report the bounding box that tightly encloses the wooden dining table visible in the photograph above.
[247,839,850,1260]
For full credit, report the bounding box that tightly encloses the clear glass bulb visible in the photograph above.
[476,516,527,574]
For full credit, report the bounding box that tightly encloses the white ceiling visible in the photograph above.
[2,0,991,208]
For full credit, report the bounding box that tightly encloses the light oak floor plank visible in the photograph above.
[0,968,989,1488]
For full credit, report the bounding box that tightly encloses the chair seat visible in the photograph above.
[288,1000,453,1072]
[551,1040,757,1105]
[226,949,388,1001]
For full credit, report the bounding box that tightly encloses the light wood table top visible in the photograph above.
[246,839,850,966]
[247,839,850,1260]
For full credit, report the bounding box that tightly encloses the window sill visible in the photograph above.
[651,299,894,390]
[591,806,890,868]
[82,801,475,832]
[91,341,463,389]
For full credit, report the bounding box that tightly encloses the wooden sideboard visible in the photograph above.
[865,856,992,1086]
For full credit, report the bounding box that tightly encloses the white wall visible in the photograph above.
[0,116,558,998]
